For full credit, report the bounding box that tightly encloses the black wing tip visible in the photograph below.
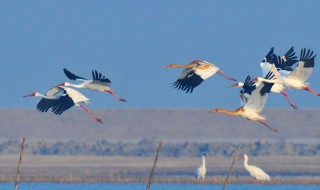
[300,48,316,61]
[172,80,194,93]
[92,70,111,83]
[264,48,276,62]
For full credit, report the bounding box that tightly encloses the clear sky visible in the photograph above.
[1,1,320,109]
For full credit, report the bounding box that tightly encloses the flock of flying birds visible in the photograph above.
[24,68,127,123]
[165,47,319,133]
[23,47,317,181]
[24,47,318,132]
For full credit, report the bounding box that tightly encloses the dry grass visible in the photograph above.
[0,155,319,184]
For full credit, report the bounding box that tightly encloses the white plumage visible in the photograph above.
[254,48,320,96]
[23,86,103,123]
[164,60,236,93]
[59,68,126,102]
[212,81,278,133]
[242,154,270,181]
[195,153,207,180]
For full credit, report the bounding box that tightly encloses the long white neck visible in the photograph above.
[202,155,206,168]
[258,77,283,84]
[243,155,249,169]
[36,93,59,100]
[66,82,86,89]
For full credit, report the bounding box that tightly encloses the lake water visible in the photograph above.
[0,183,319,190]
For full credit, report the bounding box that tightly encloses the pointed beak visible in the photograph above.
[23,93,34,97]
[228,83,239,88]
[163,65,170,69]
[57,82,65,86]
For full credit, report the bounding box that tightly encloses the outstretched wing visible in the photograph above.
[36,98,58,113]
[287,48,316,82]
[244,78,274,113]
[63,68,87,81]
[240,75,256,95]
[51,90,75,115]
[36,86,62,113]
[92,70,111,84]
[260,48,276,77]
[172,69,204,93]
[280,46,298,69]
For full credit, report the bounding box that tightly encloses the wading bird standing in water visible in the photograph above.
[195,153,207,180]
[23,86,103,123]
[164,60,236,93]
[58,68,126,102]
[240,154,270,182]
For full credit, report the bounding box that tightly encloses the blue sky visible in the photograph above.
[1,1,320,109]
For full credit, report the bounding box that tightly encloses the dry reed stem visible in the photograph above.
[146,138,164,190]
[14,137,25,190]
[222,143,241,190]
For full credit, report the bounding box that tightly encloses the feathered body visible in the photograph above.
[243,154,270,181]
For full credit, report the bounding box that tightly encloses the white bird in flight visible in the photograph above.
[23,86,103,123]
[164,60,236,93]
[210,73,279,133]
[58,68,126,102]
[252,48,320,96]
[230,47,298,109]
[241,154,270,182]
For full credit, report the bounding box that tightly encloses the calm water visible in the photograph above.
[1,183,319,190]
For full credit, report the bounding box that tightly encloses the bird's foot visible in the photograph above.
[119,98,127,102]
[95,118,103,124]
[291,104,298,110]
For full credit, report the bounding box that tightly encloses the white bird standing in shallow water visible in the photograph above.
[241,154,270,182]
[164,60,236,93]
[23,86,103,123]
[58,68,126,102]
[195,153,207,180]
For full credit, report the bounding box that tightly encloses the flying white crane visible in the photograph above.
[260,47,298,77]
[230,47,298,109]
[23,86,103,123]
[195,153,207,180]
[252,48,320,96]
[58,68,126,102]
[210,76,278,133]
[241,154,270,181]
[164,60,236,93]
[230,75,298,110]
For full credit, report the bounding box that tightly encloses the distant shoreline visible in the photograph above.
[1,177,320,184]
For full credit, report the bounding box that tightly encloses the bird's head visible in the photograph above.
[237,154,246,161]
[208,109,220,113]
[248,77,259,83]
[57,82,69,87]
[228,82,244,88]
[23,92,39,97]
[163,64,178,69]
